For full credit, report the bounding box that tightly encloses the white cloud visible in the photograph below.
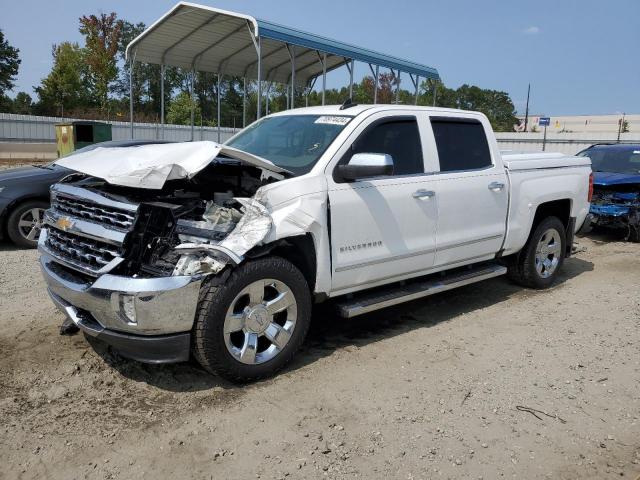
[522,26,541,35]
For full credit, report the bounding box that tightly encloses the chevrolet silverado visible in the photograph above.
[39,105,592,382]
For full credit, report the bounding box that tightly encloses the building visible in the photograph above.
[516,114,639,134]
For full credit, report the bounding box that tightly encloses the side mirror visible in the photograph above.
[337,153,394,181]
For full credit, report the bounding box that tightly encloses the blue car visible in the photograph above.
[577,143,640,242]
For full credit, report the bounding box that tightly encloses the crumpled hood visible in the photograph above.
[54,141,289,189]
[593,171,640,187]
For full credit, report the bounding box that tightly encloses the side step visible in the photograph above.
[335,263,507,318]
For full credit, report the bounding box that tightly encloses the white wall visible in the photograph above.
[0,113,240,143]
[516,114,640,134]
[496,132,640,156]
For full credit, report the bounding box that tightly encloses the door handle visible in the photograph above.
[488,182,505,192]
[413,189,435,199]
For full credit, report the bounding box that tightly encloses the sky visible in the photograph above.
[2,0,639,116]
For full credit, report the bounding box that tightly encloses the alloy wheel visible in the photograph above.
[223,279,297,365]
[17,208,45,242]
[534,228,561,278]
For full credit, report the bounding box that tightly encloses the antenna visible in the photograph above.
[340,98,358,110]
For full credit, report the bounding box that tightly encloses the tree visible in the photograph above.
[114,20,145,113]
[621,120,630,133]
[12,91,32,114]
[166,91,205,126]
[454,84,517,131]
[79,13,122,113]
[0,29,20,96]
[34,42,88,116]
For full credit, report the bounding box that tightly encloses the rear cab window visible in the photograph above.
[430,117,492,172]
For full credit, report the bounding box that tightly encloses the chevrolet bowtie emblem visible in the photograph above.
[55,216,74,231]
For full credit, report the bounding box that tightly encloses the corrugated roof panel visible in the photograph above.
[256,19,439,79]
[127,2,440,84]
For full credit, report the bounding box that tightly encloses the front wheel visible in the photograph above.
[192,256,312,382]
[508,216,566,289]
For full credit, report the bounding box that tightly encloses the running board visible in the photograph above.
[335,263,507,318]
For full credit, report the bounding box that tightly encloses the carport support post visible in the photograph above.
[129,58,134,139]
[287,44,296,109]
[217,73,222,143]
[266,89,270,115]
[190,69,195,142]
[160,64,165,139]
[257,36,262,119]
[432,79,437,107]
[347,59,354,100]
[322,53,327,106]
[373,65,379,104]
[395,70,401,104]
[413,74,420,105]
[242,77,247,128]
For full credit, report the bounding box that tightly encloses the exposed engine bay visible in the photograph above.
[48,159,281,279]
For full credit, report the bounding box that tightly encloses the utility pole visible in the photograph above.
[523,83,530,133]
[617,113,625,143]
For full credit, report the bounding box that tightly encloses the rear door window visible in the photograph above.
[431,118,492,172]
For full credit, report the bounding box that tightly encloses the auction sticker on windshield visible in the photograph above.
[314,116,351,126]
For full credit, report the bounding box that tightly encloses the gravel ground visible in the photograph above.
[0,234,638,480]
[0,159,638,479]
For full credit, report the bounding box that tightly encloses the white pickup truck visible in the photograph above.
[39,105,592,381]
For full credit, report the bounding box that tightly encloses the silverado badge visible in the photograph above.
[55,216,74,231]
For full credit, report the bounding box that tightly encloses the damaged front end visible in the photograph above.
[38,153,286,362]
[44,159,279,280]
[172,197,272,276]
[589,185,640,241]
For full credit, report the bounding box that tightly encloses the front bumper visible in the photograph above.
[40,252,202,364]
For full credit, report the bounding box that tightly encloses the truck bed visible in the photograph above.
[502,151,591,171]
[501,151,592,256]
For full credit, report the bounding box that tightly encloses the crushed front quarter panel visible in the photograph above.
[171,175,332,294]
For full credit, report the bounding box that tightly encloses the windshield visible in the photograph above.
[226,115,352,175]
[579,146,640,174]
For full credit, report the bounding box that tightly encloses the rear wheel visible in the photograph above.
[7,200,48,248]
[508,216,566,289]
[192,256,312,382]
[626,225,640,243]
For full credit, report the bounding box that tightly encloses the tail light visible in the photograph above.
[588,172,594,202]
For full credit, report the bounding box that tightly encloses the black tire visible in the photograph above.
[6,200,49,248]
[626,225,640,243]
[576,215,593,237]
[507,216,566,289]
[192,256,312,383]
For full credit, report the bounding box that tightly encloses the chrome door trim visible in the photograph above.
[334,234,502,273]
[335,247,436,273]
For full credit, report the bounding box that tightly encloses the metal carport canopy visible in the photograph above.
[125,2,440,139]
[126,2,440,87]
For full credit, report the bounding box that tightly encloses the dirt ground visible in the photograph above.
[0,221,639,478]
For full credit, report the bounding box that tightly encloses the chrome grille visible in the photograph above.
[46,227,123,273]
[42,185,139,276]
[52,194,136,230]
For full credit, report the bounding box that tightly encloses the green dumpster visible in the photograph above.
[55,121,112,158]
